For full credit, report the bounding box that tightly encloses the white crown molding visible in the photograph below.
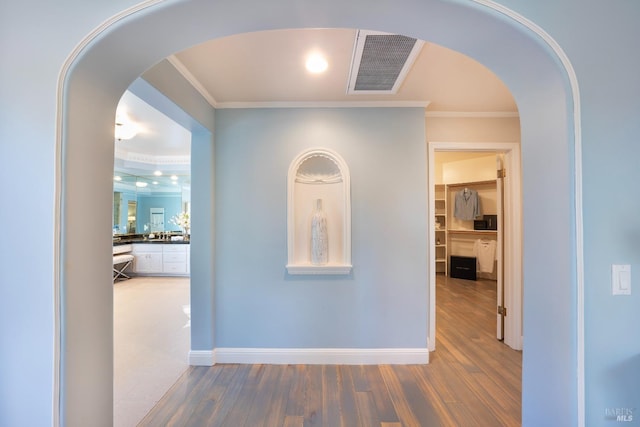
[216,100,432,109]
[425,111,519,118]
[167,55,432,110]
[213,348,429,365]
[167,55,219,108]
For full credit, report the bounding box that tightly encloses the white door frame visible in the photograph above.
[427,141,523,351]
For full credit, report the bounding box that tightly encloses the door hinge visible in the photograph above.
[498,306,507,316]
[497,168,506,179]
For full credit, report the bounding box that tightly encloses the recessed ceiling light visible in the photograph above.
[152,181,158,185]
[171,175,178,180]
[114,176,122,181]
[306,53,328,74]
[135,181,148,188]
[154,170,162,176]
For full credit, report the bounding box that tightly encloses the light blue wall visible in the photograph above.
[128,75,217,355]
[214,108,428,348]
[555,5,636,425]
[1,2,140,426]
[190,130,216,351]
[493,2,640,424]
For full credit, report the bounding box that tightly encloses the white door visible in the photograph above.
[496,155,505,341]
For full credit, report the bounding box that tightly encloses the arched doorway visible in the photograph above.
[58,1,581,425]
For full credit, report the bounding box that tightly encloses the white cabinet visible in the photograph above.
[131,243,190,276]
[132,244,163,273]
[162,244,188,274]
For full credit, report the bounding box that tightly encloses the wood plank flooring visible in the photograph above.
[140,276,521,426]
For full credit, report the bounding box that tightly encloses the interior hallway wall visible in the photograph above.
[214,107,428,349]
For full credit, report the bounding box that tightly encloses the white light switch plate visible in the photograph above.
[612,264,631,295]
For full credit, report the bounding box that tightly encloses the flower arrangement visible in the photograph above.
[170,211,190,233]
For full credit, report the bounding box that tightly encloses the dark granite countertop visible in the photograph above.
[113,235,190,245]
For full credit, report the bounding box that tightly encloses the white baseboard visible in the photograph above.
[189,347,429,366]
[189,349,216,366]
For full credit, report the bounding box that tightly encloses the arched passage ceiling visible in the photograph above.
[168,28,517,111]
[111,26,519,244]
[117,28,518,171]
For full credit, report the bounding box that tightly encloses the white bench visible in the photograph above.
[113,244,134,282]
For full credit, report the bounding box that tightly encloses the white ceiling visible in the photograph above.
[174,28,517,110]
[115,91,191,177]
[115,28,518,169]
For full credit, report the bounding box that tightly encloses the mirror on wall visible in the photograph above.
[127,201,137,234]
[113,171,191,235]
[113,89,192,237]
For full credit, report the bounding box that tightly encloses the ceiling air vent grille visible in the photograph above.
[347,30,424,94]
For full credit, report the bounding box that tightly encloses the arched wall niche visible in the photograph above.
[287,148,352,274]
[60,0,580,425]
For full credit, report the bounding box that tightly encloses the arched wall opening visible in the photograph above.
[58,1,580,425]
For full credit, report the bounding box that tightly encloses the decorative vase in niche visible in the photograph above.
[310,199,328,265]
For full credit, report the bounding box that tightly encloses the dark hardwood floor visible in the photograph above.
[139,275,521,426]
